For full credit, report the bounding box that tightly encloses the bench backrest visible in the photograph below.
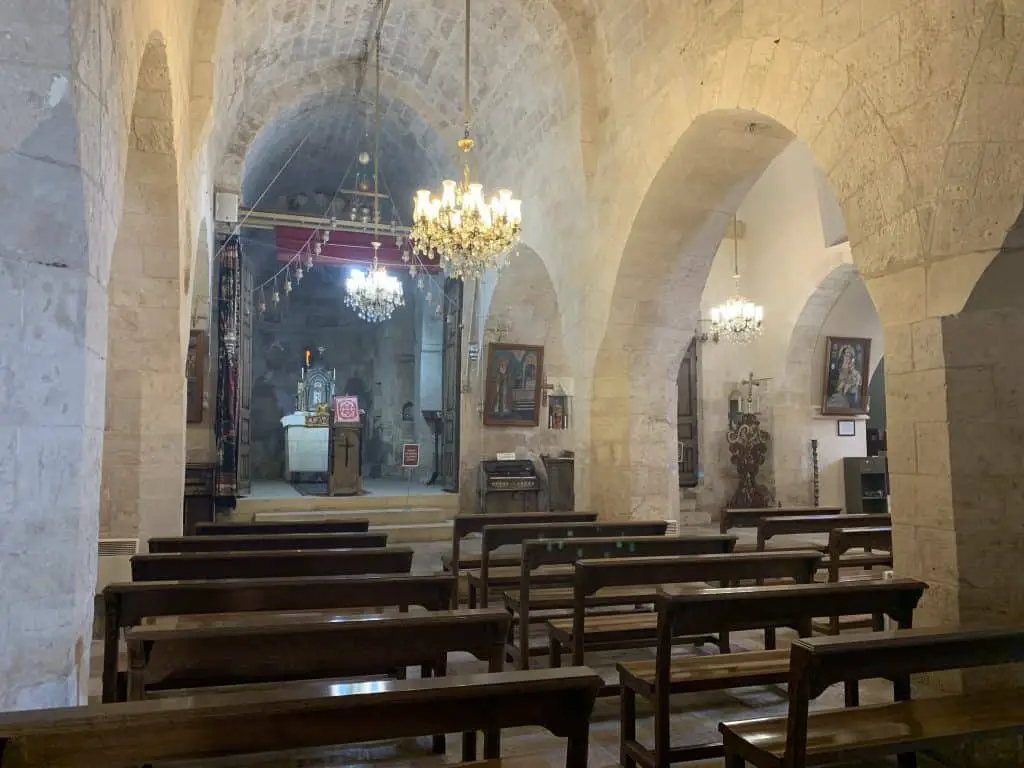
[521,534,736,572]
[0,667,603,768]
[147,532,388,553]
[757,513,890,543]
[130,547,413,582]
[481,521,668,555]
[656,578,926,642]
[101,573,455,702]
[782,627,1024,767]
[126,608,512,698]
[195,519,370,535]
[720,506,842,532]
[828,526,892,554]
[575,550,822,597]
[452,511,598,540]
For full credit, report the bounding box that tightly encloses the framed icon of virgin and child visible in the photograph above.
[483,343,544,426]
[821,336,871,416]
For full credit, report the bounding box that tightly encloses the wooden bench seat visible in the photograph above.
[755,514,890,552]
[723,689,1024,767]
[147,531,388,552]
[719,626,1024,768]
[130,546,413,581]
[0,667,603,767]
[618,578,927,768]
[195,518,370,534]
[720,507,842,534]
[101,573,455,702]
[506,534,736,668]
[821,526,893,634]
[469,520,668,608]
[447,512,598,607]
[547,551,823,673]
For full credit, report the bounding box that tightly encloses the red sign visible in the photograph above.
[333,395,360,423]
[401,444,420,468]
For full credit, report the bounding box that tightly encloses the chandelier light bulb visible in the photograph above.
[708,295,764,343]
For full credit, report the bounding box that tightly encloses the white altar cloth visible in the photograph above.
[280,412,328,474]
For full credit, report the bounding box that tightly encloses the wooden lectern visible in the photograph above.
[328,396,363,496]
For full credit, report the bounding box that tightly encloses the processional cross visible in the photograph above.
[739,371,772,413]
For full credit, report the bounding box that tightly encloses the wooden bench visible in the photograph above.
[506,535,737,668]
[618,578,927,768]
[446,512,599,606]
[719,626,1024,768]
[195,518,370,534]
[130,546,413,581]
[721,506,842,536]
[0,666,603,767]
[468,521,668,608]
[821,525,894,634]
[101,573,455,702]
[125,607,511,698]
[755,513,890,552]
[147,531,388,552]
[547,550,824,674]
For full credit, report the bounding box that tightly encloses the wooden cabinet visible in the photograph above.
[543,455,575,512]
[183,463,216,534]
[842,456,888,515]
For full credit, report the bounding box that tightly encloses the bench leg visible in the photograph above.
[461,731,477,762]
[764,627,776,650]
[844,679,860,707]
[468,584,477,609]
[566,721,589,768]
[428,658,447,754]
[549,635,562,668]
[654,690,671,768]
[484,728,501,759]
[620,685,637,768]
[718,630,731,653]
[724,750,746,768]
[897,753,917,768]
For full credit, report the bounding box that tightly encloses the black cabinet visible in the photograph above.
[183,463,216,534]
[842,456,888,515]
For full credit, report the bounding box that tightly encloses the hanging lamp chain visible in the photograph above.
[732,214,741,283]
[373,27,382,227]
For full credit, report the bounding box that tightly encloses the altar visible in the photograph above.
[281,412,329,477]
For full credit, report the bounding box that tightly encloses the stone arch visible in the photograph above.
[584,33,917,520]
[772,262,862,503]
[100,38,186,544]
[460,246,571,509]
[188,0,226,151]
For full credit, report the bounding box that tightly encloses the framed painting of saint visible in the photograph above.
[483,343,544,426]
[821,336,871,416]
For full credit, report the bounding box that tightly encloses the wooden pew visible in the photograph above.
[547,550,824,675]
[0,667,603,767]
[720,506,842,536]
[755,513,890,551]
[148,531,388,552]
[468,521,668,608]
[719,627,1024,768]
[101,573,455,702]
[506,535,737,668]
[130,546,413,581]
[125,608,511,699]
[618,578,927,768]
[822,525,894,635]
[195,518,369,535]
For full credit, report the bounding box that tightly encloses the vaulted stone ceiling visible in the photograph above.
[213,0,591,190]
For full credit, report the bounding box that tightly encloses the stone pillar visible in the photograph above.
[0,3,104,709]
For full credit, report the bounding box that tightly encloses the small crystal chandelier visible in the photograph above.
[708,216,764,343]
[345,242,405,322]
[410,0,522,280]
[344,37,404,323]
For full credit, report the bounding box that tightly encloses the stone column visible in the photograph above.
[0,3,104,709]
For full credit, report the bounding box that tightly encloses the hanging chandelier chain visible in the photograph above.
[464,0,472,136]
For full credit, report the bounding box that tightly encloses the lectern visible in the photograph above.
[328,396,363,496]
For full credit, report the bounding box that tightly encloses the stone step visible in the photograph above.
[238,493,459,516]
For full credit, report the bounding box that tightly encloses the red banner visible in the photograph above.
[401,444,420,468]
[275,227,443,272]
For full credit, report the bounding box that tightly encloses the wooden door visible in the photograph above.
[677,337,699,487]
[440,278,463,493]
[236,263,254,496]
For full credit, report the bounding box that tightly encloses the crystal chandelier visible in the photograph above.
[410,0,522,280]
[708,216,764,343]
[344,36,404,323]
[344,243,405,322]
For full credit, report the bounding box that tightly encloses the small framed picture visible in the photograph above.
[837,419,856,437]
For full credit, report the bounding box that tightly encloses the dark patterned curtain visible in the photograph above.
[215,235,242,497]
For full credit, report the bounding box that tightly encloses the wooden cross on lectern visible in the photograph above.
[541,374,555,406]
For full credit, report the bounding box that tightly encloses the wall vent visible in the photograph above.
[96,538,139,594]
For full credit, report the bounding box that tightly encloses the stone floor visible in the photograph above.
[92,532,933,767]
